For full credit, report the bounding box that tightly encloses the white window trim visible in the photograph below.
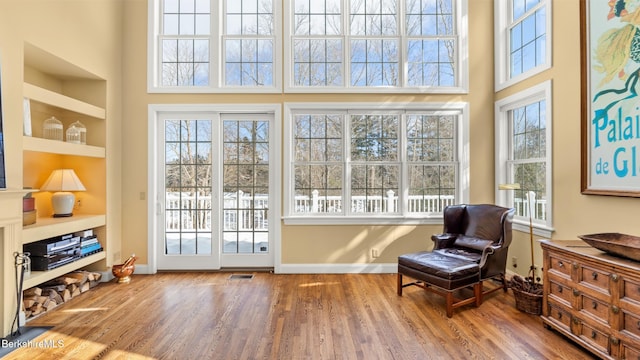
[494,0,552,91]
[283,102,470,225]
[495,80,553,238]
[147,0,283,93]
[283,0,469,94]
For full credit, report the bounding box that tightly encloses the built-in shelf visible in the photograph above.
[23,83,105,120]
[23,251,106,289]
[23,136,105,158]
[22,214,106,244]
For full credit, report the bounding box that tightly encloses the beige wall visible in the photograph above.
[121,0,501,267]
[129,0,640,272]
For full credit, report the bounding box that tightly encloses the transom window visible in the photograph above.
[149,0,468,93]
[150,0,280,92]
[285,103,468,224]
[287,0,465,91]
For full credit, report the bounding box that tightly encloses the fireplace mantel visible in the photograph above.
[0,189,33,337]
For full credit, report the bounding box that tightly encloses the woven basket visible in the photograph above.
[512,287,543,315]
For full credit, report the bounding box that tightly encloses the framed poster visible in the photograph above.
[0,55,6,189]
[581,0,640,197]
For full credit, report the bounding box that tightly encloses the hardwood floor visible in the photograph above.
[5,272,593,359]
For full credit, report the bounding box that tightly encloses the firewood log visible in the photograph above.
[23,287,42,297]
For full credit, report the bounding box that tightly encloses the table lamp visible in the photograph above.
[40,169,86,217]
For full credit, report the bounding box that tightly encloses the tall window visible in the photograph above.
[285,103,468,223]
[150,0,280,92]
[495,81,552,234]
[286,0,468,92]
[494,0,550,90]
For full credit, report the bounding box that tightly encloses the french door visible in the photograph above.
[154,110,275,270]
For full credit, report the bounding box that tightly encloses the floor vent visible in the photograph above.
[228,274,254,280]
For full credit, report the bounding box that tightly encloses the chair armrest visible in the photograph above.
[431,233,457,250]
[478,245,498,268]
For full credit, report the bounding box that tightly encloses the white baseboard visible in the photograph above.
[277,263,397,274]
[118,264,517,278]
[130,264,152,275]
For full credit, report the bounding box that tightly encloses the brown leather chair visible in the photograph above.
[397,204,515,317]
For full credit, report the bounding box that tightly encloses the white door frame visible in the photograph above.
[147,104,282,273]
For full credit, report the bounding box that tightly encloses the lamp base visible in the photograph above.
[50,191,76,218]
[53,213,73,218]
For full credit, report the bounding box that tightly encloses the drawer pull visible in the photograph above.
[592,272,598,280]
[637,321,640,330]
[558,261,564,268]
[573,262,578,270]
[592,301,598,310]
[610,337,619,346]
[591,330,597,339]
[573,288,580,297]
[573,317,580,325]
[557,312,562,320]
[557,285,563,293]
[612,306,620,314]
[611,274,619,282]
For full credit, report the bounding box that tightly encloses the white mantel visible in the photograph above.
[0,189,31,337]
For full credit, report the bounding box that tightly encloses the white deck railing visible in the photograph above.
[166,191,546,231]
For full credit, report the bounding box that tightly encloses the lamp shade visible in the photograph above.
[40,169,86,217]
[40,169,86,192]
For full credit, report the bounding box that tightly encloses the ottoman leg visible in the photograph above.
[397,273,403,296]
[474,282,483,306]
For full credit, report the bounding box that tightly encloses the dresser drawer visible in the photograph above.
[579,322,610,356]
[621,341,640,360]
[623,311,640,342]
[547,302,572,331]
[580,265,611,295]
[623,277,640,305]
[549,279,572,304]
[548,253,572,279]
[579,293,610,325]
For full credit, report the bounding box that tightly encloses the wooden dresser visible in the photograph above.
[541,240,640,359]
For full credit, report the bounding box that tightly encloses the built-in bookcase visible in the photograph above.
[21,42,108,288]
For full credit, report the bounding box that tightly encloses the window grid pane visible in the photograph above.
[349,114,400,214]
[160,0,211,86]
[293,114,344,214]
[293,0,344,86]
[509,100,547,221]
[509,5,545,77]
[223,0,275,87]
[406,114,457,214]
[165,119,213,255]
[223,119,270,253]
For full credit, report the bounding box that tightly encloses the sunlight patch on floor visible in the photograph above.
[298,281,340,288]
[62,307,109,313]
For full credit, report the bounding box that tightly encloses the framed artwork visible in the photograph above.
[581,0,640,197]
[0,56,6,189]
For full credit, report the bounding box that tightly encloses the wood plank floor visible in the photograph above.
[5,272,594,359]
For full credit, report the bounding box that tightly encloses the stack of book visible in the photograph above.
[23,192,36,226]
[75,230,103,257]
